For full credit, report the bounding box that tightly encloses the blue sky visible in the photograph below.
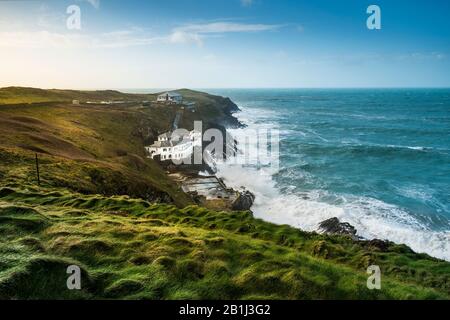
[0,0,449,88]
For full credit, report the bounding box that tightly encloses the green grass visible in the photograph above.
[0,186,448,300]
[0,96,191,206]
[0,87,153,105]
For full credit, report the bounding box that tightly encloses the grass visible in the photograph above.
[0,186,448,299]
[0,87,153,105]
[0,94,191,206]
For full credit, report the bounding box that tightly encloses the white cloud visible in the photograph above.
[0,30,159,49]
[177,22,278,33]
[0,21,281,48]
[168,22,280,45]
[168,31,203,46]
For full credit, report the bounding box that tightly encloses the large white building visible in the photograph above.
[156,91,183,104]
[146,130,201,161]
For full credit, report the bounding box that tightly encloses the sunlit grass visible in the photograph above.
[0,187,448,299]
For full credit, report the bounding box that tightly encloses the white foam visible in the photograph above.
[217,161,450,261]
[216,106,450,261]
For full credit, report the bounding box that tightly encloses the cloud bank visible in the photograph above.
[0,21,280,48]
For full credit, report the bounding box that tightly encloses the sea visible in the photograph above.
[206,88,450,261]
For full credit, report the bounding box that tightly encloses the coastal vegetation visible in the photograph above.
[1,185,449,299]
[0,87,449,299]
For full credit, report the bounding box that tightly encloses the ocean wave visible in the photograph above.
[295,142,439,158]
[309,111,391,121]
[215,162,450,261]
[217,105,450,261]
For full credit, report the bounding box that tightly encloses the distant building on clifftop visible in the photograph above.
[157,91,183,104]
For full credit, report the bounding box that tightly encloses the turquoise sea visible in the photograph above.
[208,88,450,261]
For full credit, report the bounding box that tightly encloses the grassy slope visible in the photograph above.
[0,186,448,299]
[0,88,241,206]
[0,87,449,299]
[0,91,193,206]
[0,87,152,104]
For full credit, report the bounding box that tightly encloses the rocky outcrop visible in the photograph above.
[360,239,392,252]
[318,217,358,239]
[319,218,398,252]
[231,190,255,211]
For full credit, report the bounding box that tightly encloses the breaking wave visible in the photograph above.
[215,103,450,261]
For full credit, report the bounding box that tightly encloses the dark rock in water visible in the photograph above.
[231,190,255,211]
[318,217,358,239]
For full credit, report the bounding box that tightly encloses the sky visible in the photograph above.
[0,0,449,89]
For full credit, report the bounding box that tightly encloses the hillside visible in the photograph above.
[0,87,239,207]
[0,186,449,299]
[0,87,152,105]
[0,87,449,299]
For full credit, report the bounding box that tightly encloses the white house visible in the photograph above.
[157,91,183,104]
[146,130,201,161]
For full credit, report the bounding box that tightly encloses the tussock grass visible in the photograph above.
[0,187,449,300]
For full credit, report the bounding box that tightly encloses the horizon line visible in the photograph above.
[2,86,450,92]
